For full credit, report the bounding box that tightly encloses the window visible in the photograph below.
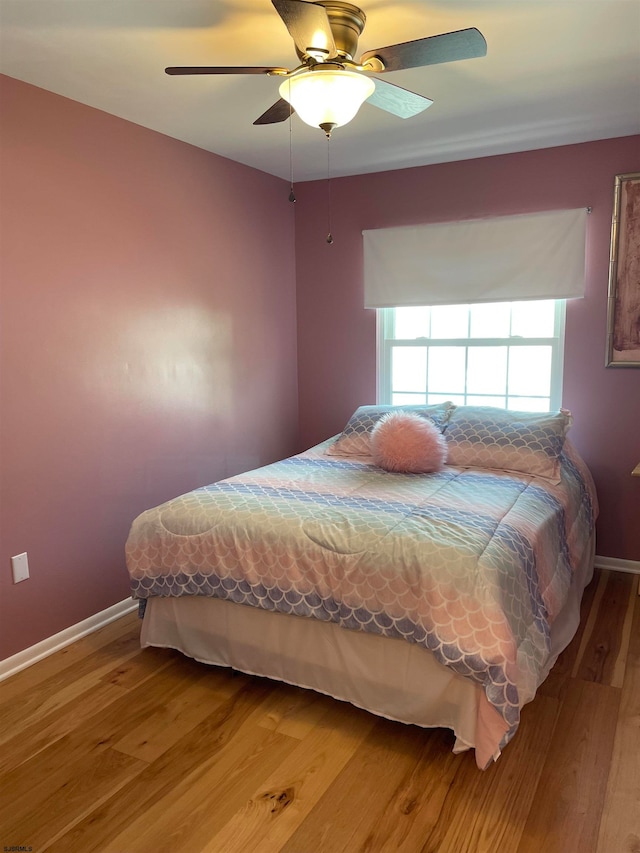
[378,300,565,411]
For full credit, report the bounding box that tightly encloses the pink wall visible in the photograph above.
[0,75,298,659]
[295,137,640,562]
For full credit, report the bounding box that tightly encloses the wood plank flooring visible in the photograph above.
[1,568,638,853]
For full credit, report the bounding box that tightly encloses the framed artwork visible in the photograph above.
[606,172,640,367]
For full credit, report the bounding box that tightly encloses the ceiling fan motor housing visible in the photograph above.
[295,1,366,62]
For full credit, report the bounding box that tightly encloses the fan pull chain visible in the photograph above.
[288,80,296,203]
[326,134,333,244]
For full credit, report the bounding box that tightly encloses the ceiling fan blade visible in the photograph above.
[361,27,486,73]
[253,99,296,125]
[165,66,287,76]
[367,78,433,119]
[271,0,336,58]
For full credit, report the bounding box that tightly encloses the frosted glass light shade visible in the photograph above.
[279,69,375,130]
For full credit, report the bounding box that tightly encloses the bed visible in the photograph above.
[126,404,598,768]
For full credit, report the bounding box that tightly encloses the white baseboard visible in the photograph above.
[594,554,640,575]
[0,598,138,682]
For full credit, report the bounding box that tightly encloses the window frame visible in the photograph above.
[376,300,566,411]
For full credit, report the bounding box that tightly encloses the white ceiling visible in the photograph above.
[1,0,639,181]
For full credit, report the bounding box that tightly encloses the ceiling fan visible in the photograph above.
[165,0,487,136]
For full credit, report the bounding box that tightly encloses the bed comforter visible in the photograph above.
[126,439,597,767]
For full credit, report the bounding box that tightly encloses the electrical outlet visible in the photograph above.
[11,552,29,583]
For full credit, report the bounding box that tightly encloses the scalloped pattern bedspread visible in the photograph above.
[126,439,596,766]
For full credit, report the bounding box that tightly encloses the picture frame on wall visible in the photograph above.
[606,171,640,367]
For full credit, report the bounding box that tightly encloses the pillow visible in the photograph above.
[370,411,448,473]
[327,402,455,457]
[444,406,573,483]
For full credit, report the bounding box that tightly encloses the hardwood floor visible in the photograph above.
[1,568,638,853]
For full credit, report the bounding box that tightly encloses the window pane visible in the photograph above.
[507,396,550,412]
[378,300,563,412]
[430,305,469,339]
[392,392,427,405]
[467,346,507,394]
[467,395,506,408]
[508,346,552,396]
[510,300,555,337]
[427,393,465,405]
[394,306,430,339]
[469,302,511,338]
[428,346,466,393]
[392,347,426,393]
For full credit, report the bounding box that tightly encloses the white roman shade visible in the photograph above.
[363,208,587,308]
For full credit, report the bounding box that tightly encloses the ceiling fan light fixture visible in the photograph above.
[279,68,375,131]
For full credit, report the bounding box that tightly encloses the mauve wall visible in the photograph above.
[0,75,298,660]
[295,137,640,562]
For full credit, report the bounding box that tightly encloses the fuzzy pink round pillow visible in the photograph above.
[370,411,448,473]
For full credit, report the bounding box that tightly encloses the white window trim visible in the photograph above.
[376,301,566,411]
